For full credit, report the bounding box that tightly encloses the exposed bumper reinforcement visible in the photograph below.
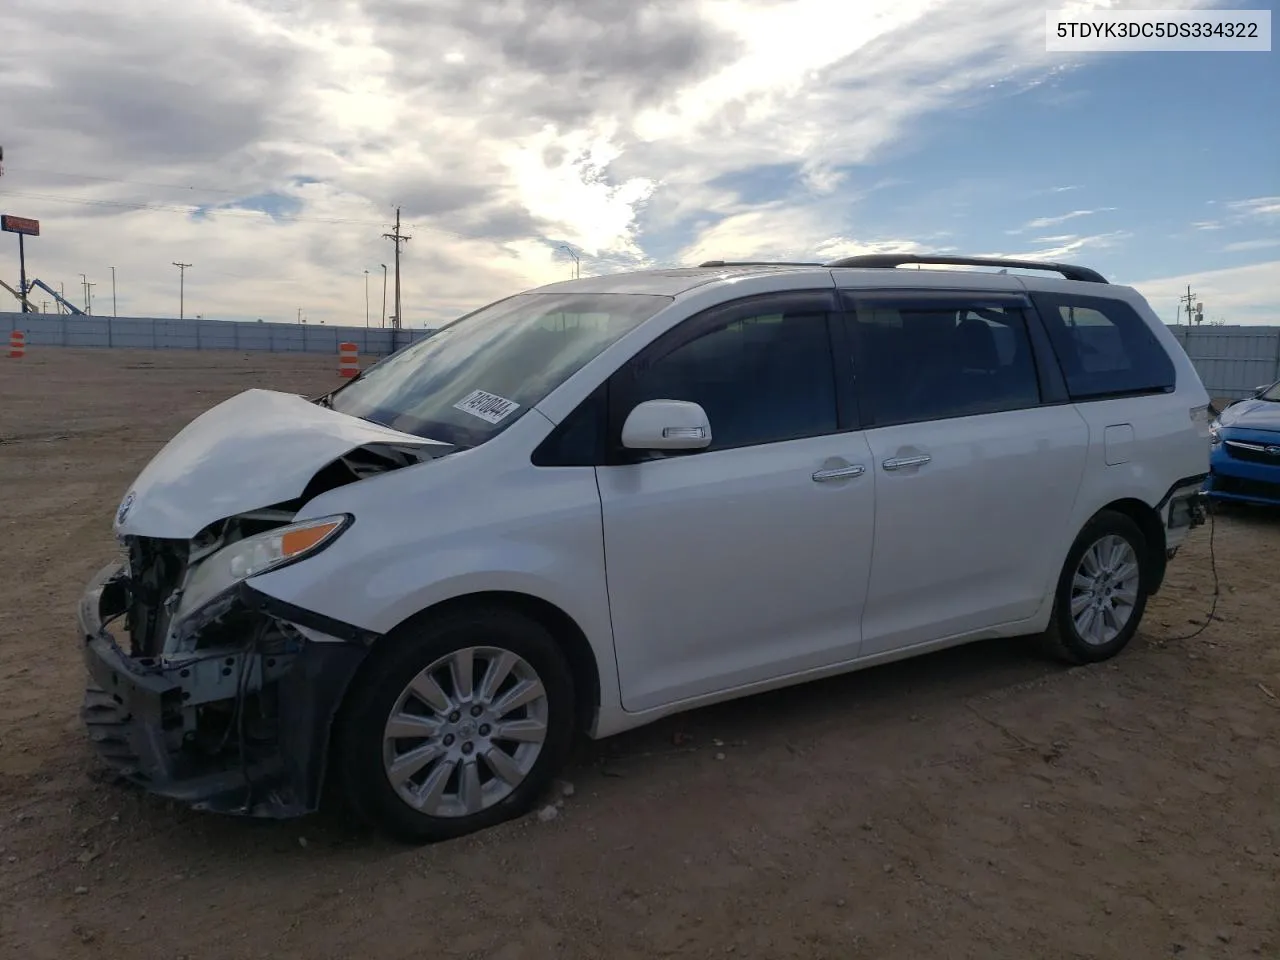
[77,561,372,818]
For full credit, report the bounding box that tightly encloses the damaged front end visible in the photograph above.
[75,387,459,817]
[78,514,376,818]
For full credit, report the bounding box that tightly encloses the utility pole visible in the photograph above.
[1179,284,1198,326]
[110,266,117,316]
[380,263,388,328]
[172,262,191,319]
[364,269,370,328]
[382,207,411,330]
[79,273,90,312]
[297,307,304,325]
[17,234,28,313]
[85,281,96,315]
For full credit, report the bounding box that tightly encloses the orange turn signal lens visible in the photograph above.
[280,520,343,558]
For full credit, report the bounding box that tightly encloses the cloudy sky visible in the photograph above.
[0,0,1276,327]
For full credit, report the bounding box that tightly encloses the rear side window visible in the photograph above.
[1031,293,1175,400]
[846,299,1043,426]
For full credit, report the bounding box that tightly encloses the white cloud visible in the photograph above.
[674,202,935,266]
[1128,260,1280,326]
[992,231,1131,261]
[1185,198,1280,252]
[1227,196,1280,220]
[503,124,656,259]
[1223,238,1280,253]
[0,0,1224,325]
[1008,208,1116,234]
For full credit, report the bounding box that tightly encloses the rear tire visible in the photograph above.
[333,607,576,844]
[1041,510,1152,665]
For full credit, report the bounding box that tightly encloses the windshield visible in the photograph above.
[328,291,671,445]
[1260,382,1280,401]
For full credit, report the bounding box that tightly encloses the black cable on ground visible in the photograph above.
[1161,498,1221,643]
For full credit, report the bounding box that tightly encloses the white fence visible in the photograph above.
[3,311,1277,400]
[0,312,431,356]
[1167,325,1280,400]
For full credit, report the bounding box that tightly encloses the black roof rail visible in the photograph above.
[698,260,824,268]
[822,254,1109,284]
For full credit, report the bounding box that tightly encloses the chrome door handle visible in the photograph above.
[812,464,866,482]
[882,455,931,471]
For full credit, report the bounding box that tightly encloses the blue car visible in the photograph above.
[1206,379,1280,506]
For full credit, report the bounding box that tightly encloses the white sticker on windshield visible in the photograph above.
[453,389,521,424]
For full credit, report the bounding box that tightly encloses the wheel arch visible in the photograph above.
[323,590,598,839]
[1091,497,1167,593]
[348,590,603,736]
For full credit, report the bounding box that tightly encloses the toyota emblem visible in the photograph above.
[116,490,136,526]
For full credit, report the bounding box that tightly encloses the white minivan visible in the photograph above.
[77,255,1211,842]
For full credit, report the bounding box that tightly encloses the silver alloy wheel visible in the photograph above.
[1070,534,1141,646]
[382,646,549,818]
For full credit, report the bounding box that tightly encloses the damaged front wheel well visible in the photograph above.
[326,592,602,776]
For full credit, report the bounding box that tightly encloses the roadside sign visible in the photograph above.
[1,215,40,236]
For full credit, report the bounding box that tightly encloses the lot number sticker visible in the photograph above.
[453,389,521,424]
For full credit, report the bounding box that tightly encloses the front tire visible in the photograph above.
[334,607,576,844]
[1042,510,1152,665]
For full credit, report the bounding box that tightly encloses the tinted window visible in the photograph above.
[850,301,1042,425]
[329,292,670,447]
[532,386,606,466]
[1031,293,1175,400]
[617,303,838,452]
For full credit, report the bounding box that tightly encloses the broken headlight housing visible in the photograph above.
[173,514,352,625]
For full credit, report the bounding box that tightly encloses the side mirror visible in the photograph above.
[1254,385,1270,396]
[620,400,712,451]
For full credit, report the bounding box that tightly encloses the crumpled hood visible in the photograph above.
[1218,398,1280,434]
[114,388,448,539]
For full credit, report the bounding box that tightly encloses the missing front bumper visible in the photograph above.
[1167,489,1208,531]
[76,562,371,818]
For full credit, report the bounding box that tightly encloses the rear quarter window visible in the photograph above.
[1030,293,1175,400]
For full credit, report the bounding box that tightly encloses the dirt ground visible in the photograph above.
[1,348,1277,960]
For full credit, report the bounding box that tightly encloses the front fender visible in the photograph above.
[245,439,621,718]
